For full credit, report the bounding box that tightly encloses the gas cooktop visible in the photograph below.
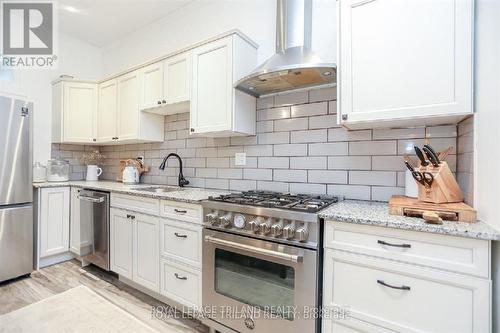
[208,190,339,213]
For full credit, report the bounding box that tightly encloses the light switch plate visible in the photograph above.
[234,153,246,166]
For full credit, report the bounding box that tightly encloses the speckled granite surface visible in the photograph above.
[319,200,500,241]
[33,181,229,204]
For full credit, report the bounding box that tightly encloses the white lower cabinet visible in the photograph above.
[39,187,70,258]
[110,208,159,291]
[110,208,133,279]
[133,213,159,291]
[160,258,201,308]
[323,221,491,333]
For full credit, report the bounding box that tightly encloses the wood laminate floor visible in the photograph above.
[0,260,208,333]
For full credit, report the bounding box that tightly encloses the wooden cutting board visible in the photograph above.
[389,195,476,223]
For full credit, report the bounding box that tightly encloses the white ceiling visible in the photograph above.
[57,0,193,47]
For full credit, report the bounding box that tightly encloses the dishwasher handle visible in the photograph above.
[78,195,105,203]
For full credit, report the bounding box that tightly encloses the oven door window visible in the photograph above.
[214,248,295,320]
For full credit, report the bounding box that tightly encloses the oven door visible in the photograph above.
[203,229,318,333]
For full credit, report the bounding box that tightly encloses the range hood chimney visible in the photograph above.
[235,0,336,98]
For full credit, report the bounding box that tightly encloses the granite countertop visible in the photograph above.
[319,200,500,241]
[33,181,229,204]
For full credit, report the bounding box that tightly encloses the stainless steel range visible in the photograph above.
[201,191,339,333]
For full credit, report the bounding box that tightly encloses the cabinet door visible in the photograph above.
[63,82,98,143]
[110,208,133,279]
[117,71,140,141]
[164,52,191,104]
[191,37,233,133]
[139,62,164,110]
[98,79,117,142]
[339,0,473,125]
[40,187,70,257]
[69,188,80,255]
[133,213,159,291]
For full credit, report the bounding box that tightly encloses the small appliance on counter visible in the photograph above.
[86,165,103,181]
[33,162,47,182]
[122,163,140,184]
[46,159,69,182]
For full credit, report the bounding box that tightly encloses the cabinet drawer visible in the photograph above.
[325,222,490,278]
[111,193,159,215]
[160,200,202,224]
[160,258,201,308]
[324,250,490,333]
[160,218,202,267]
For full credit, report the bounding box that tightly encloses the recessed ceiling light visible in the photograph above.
[64,6,79,13]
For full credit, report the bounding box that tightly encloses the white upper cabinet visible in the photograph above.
[98,79,118,142]
[52,81,98,144]
[338,0,473,129]
[139,62,164,110]
[117,70,140,141]
[190,34,257,136]
[163,52,191,107]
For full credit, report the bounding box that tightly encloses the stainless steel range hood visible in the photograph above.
[235,0,336,98]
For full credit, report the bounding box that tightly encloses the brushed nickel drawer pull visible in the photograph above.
[174,209,187,214]
[174,273,187,280]
[377,279,410,291]
[377,240,411,248]
[174,232,187,238]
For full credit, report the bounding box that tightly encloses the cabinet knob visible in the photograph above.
[157,100,162,105]
[92,138,96,142]
[190,128,195,132]
[342,114,348,121]
[162,100,166,104]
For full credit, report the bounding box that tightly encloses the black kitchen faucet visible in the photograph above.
[159,153,190,187]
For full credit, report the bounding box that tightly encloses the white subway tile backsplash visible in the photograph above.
[274,170,308,183]
[289,157,327,170]
[328,128,371,142]
[274,91,308,107]
[291,102,327,117]
[328,156,371,170]
[349,171,397,186]
[274,144,308,156]
[350,141,396,156]
[309,142,348,156]
[274,118,308,132]
[308,170,348,184]
[258,157,290,169]
[60,94,460,203]
[291,129,327,143]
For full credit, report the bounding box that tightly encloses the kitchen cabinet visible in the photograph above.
[139,62,164,111]
[39,187,70,258]
[110,208,133,279]
[338,0,473,129]
[110,207,159,291]
[133,213,159,291]
[190,34,257,136]
[116,71,141,141]
[140,51,191,115]
[97,79,118,142]
[52,81,98,144]
[323,221,491,333]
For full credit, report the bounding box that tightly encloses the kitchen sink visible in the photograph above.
[132,186,182,193]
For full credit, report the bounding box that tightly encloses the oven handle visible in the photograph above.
[204,235,303,263]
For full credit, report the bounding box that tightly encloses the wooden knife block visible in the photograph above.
[416,161,464,204]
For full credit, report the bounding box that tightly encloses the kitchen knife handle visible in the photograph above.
[414,146,429,166]
[422,146,440,167]
[424,144,441,164]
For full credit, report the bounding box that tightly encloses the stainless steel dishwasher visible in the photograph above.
[78,189,110,270]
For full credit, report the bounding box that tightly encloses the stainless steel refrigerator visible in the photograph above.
[0,95,33,283]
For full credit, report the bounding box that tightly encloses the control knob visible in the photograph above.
[248,218,261,233]
[206,212,218,225]
[283,224,296,240]
[218,213,232,228]
[271,223,283,237]
[259,221,271,235]
[296,226,309,242]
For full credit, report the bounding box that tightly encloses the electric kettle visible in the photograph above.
[122,165,140,184]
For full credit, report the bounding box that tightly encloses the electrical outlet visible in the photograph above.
[234,153,246,166]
